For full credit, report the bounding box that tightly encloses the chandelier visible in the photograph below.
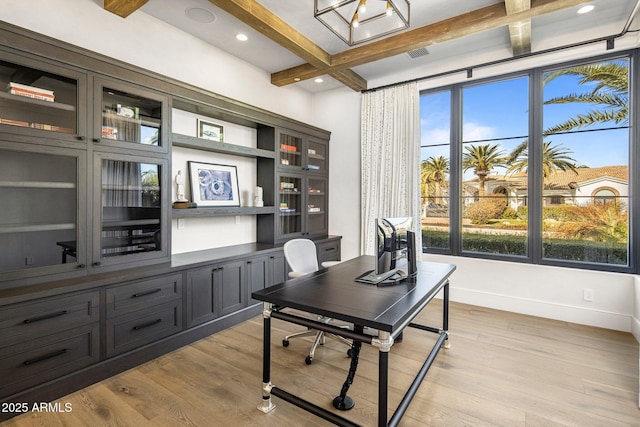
[314,0,410,46]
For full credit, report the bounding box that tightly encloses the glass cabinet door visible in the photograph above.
[306,176,328,236]
[0,54,85,141]
[94,153,167,267]
[306,138,328,173]
[95,78,167,152]
[278,130,302,169]
[0,143,85,284]
[278,174,303,237]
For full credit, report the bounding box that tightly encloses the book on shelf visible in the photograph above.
[307,204,321,213]
[307,164,320,170]
[101,126,118,139]
[8,82,54,102]
[113,104,140,119]
[280,143,298,152]
[30,123,74,133]
[0,118,29,127]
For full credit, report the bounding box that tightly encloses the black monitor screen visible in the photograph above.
[375,217,412,275]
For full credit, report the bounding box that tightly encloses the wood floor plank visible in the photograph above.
[4,301,638,427]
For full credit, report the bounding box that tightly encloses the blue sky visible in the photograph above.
[420,59,629,174]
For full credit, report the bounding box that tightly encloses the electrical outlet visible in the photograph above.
[235,215,240,225]
[177,218,185,230]
[25,256,34,265]
[583,288,594,302]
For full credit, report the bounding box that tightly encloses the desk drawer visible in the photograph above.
[0,324,99,397]
[106,301,182,358]
[0,291,99,349]
[105,274,182,318]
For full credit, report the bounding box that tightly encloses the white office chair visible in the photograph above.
[282,239,350,364]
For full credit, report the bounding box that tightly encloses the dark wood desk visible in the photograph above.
[251,255,456,427]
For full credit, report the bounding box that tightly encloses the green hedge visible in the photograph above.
[422,229,627,264]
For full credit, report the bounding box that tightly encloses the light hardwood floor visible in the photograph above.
[3,300,639,427]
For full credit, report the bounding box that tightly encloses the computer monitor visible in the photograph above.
[375,217,417,279]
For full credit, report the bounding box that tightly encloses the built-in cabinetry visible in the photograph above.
[0,22,338,421]
[0,55,171,286]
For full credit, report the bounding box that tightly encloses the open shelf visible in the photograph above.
[172,133,275,159]
[172,206,276,218]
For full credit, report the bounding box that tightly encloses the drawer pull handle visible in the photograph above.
[24,349,68,366]
[24,310,68,324]
[132,288,162,298]
[133,319,162,331]
[325,248,334,252]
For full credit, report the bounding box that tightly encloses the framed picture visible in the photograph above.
[197,119,223,142]
[188,161,240,207]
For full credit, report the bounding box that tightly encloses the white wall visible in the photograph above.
[311,87,362,259]
[634,277,640,341]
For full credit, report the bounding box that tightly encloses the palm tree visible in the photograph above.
[543,61,628,134]
[504,61,625,179]
[462,144,507,197]
[421,156,449,205]
[506,140,579,179]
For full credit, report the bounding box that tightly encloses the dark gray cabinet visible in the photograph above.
[187,259,245,327]
[104,273,182,358]
[0,290,100,398]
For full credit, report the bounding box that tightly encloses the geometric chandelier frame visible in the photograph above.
[314,0,410,46]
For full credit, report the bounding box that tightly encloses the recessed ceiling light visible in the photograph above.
[236,34,248,42]
[577,5,595,14]
[314,78,324,83]
[185,7,216,23]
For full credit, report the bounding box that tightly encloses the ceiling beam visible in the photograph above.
[103,0,149,18]
[506,0,532,56]
[272,0,592,88]
[207,0,367,91]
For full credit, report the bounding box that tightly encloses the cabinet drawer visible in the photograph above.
[0,324,99,397]
[106,301,182,358]
[0,291,99,349]
[317,240,340,263]
[106,274,182,318]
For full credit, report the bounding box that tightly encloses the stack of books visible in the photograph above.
[308,205,321,213]
[9,82,54,102]
[280,143,297,152]
[279,202,296,213]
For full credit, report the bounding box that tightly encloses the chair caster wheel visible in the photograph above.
[347,349,354,359]
[282,340,289,347]
[305,356,313,365]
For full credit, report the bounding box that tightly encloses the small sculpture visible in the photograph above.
[175,170,187,202]
[254,186,264,207]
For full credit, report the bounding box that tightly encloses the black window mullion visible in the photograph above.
[449,84,462,255]
[529,68,544,264]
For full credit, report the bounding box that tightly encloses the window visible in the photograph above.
[541,58,629,266]
[420,53,633,272]
[421,90,451,250]
[461,77,529,257]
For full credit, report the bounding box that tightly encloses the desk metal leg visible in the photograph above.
[377,331,391,427]
[258,303,276,414]
[443,280,450,349]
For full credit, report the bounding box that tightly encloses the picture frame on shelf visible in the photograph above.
[188,161,240,207]
[197,119,223,142]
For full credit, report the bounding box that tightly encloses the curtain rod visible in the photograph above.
[362,0,640,94]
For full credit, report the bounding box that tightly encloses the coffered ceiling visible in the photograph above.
[104,0,639,93]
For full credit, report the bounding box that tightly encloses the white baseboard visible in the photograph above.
[450,287,633,332]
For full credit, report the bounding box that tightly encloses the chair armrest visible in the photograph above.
[288,271,309,278]
[321,261,340,268]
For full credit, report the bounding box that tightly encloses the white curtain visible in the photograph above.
[360,82,421,255]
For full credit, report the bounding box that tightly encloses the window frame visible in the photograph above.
[420,50,637,274]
